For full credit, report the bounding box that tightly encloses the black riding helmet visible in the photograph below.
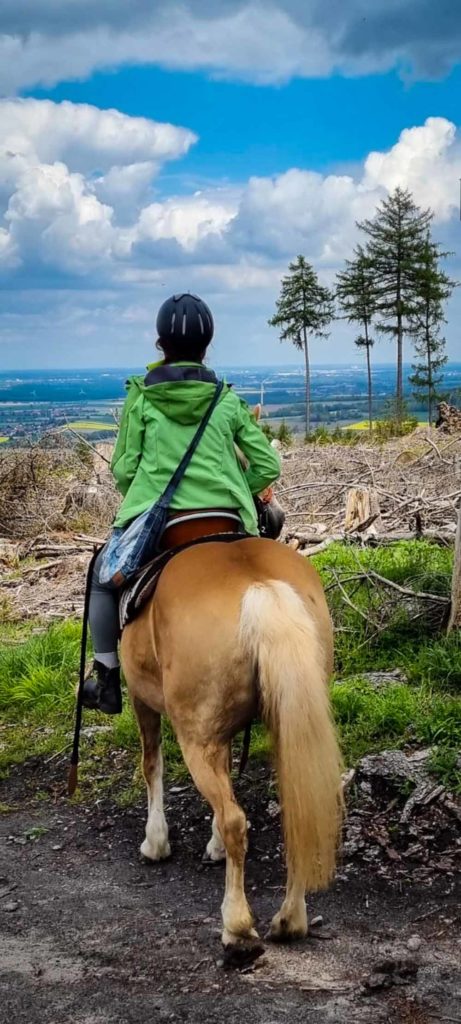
[156,293,214,346]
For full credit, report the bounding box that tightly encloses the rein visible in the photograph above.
[68,545,101,797]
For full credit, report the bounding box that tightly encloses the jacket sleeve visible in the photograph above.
[111,387,145,497]
[234,398,281,495]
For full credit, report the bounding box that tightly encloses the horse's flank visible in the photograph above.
[121,538,342,957]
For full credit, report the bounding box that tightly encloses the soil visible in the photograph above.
[1,756,460,1024]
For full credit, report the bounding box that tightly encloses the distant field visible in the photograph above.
[349,419,427,430]
[63,420,116,432]
[0,436,9,443]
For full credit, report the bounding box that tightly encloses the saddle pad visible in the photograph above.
[119,532,251,630]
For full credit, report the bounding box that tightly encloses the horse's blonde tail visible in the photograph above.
[239,581,343,891]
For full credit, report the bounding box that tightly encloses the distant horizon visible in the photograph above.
[2,360,461,375]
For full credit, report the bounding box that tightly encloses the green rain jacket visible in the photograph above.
[111,362,281,535]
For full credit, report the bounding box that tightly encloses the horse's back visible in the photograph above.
[157,537,325,605]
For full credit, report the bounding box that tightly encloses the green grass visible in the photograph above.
[0,436,9,443]
[331,679,461,786]
[0,540,459,797]
[312,540,457,682]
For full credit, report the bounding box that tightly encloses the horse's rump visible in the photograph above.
[123,538,334,724]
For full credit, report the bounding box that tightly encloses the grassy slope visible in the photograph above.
[0,541,460,801]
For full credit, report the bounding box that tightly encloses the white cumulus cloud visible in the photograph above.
[0,98,197,271]
[364,117,460,221]
[0,97,195,173]
[2,102,461,280]
[1,101,461,365]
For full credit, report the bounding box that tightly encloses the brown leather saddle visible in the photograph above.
[160,508,242,550]
[119,509,249,629]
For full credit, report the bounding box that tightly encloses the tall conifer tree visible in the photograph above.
[358,187,432,419]
[269,256,334,436]
[408,236,455,426]
[336,246,376,431]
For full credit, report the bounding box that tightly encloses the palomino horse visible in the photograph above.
[121,537,343,961]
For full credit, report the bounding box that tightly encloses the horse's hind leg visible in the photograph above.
[177,735,263,962]
[133,698,170,862]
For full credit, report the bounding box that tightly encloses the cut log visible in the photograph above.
[447,504,461,632]
[344,487,382,535]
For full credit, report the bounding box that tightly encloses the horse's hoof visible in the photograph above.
[202,849,226,866]
[269,903,308,943]
[268,920,307,944]
[140,837,171,862]
[222,936,265,971]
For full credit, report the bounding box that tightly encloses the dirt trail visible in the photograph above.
[0,761,460,1024]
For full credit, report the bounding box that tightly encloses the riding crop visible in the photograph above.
[68,546,101,797]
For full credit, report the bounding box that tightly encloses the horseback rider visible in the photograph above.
[82,293,281,716]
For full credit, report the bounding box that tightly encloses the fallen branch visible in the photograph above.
[367,569,450,604]
[329,569,370,621]
[73,533,107,546]
[28,544,88,558]
[21,559,63,575]
[302,538,337,556]
[61,426,112,463]
[427,1015,461,1023]
[284,529,455,548]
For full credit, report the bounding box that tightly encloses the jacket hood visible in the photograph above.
[126,362,228,425]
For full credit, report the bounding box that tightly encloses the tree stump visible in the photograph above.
[447,504,461,632]
[344,487,382,536]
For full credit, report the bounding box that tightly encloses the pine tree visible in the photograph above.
[408,236,455,426]
[268,256,334,436]
[336,246,376,432]
[358,187,432,419]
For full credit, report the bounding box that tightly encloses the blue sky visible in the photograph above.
[30,64,461,184]
[1,1,461,368]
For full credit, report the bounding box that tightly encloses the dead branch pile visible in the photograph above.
[278,428,461,552]
[1,543,93,621]
[0,440,118,540]
[1,428,460,623]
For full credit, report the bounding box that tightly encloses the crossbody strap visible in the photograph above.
[159,380,225,507]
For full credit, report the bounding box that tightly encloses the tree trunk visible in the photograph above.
[447,504,461,633]
[426,318,433,427]
[303,329,310,437]
[364,322,373,432]
[396,314,403,421]
[396,235,403,422]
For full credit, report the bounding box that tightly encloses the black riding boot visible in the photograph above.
[82,661,122,715]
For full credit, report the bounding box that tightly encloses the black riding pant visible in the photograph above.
[89,549,120,655]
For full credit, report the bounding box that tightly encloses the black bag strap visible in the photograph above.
[159,380,225,507]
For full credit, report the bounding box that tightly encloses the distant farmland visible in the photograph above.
[64,421,116,432]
